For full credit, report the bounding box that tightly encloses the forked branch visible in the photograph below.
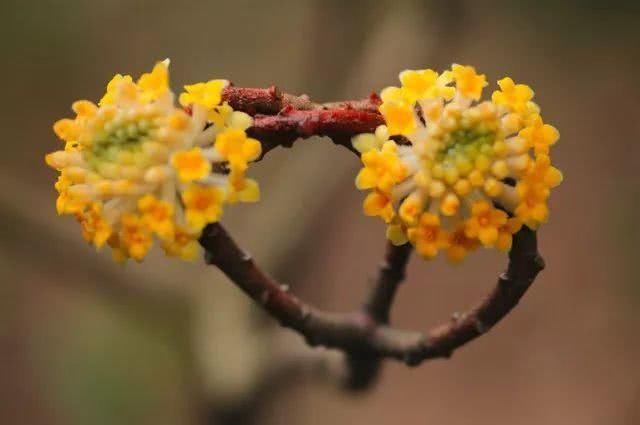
[200,85,545,385]
[200,224,544,367]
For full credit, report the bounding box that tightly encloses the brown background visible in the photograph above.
[1,1,639,424]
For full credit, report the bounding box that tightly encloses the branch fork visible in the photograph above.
[198,85,546,389]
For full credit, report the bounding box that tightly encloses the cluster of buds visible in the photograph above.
[353,65,562,262]
[45,61,562,265]
[45,61,261,262]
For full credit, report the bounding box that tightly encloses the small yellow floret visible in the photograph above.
[407,213,448,259]
[226,174,260,204]
[492,77,534,113]
[179,79,227,109]
[138,195,175,240]
[519,115,559,154]
[386,223,409,246]
[446,224,479,263]
[451,64,487,101]
[162,226,200,261]
[465,201,508,246]
[524,154,563,189]
[53,119,79,142]
[99,74,134,106]
[214,128,262,171]
[496,218,523,252]
[440,192,460,216]
[355,141,407,194]
[171,148,212,183]
[363,191,395,223]
[399,194,422,225]
[379,101,416,136]
[399,69,439,102]
[182,185,225,231]
[119,213,153,261]
[352,131,385,153]
[72,100,97,118]
[514,182,550,228]
[76,203,112,248]
[137,60,169,103]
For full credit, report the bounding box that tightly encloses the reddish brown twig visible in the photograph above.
[248,109,385,157]
[222,86,382,115]
[221,86,384,157]
[200,224,544,367]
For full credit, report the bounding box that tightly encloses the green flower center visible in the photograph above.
[438,129,497,165]
[85,117,158,170]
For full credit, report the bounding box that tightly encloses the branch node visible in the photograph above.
[267,85,280,101]
[403,341,432,366]
[260,289,271,306]
[300,305,312,322]
[474,318,488,334]
[534,254,546,271]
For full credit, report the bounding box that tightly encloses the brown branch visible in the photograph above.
[248,109,385,157]
[221,86,383,156]
[345,242,413,390]
[364,242,413,324]
[222,86,381,115]
[199,224,544,368]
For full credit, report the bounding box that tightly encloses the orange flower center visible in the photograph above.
[423,228,437,242]
[193,194,213,210]
[150,206,169,221]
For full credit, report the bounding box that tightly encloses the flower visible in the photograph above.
[171,148,212,182]
[451,64,487,101]
[465,200,508,246]
[214,128,262,172]
[519,115,559,154]
[363,191,395,223]
[182,184,225,231]
[76,203,112,249]
[355,140,408,194]
[496,218,522,252]
[45,60,262,262]
[378,101,417,136]
[226,170,260,204]
[353,64,562,261]
[162,226,200,261]
[138,194,175,240]
[491,77,534,113]
[407,213,448,259]
[447,224,480,263]
[118,213,154,261]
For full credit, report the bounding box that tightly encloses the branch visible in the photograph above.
[248,109,385,157]
[364,242,414,324]
[345,242,413,389]
[221,86,384,156]
[199,224,544,368]
[222,86,382,114]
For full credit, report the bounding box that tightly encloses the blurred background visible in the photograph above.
[1,0,639,424]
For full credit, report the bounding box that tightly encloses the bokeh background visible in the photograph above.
[1,1,639,424]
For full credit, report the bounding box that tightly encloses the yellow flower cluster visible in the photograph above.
[45,60,261,262]
[353,64,562,262]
